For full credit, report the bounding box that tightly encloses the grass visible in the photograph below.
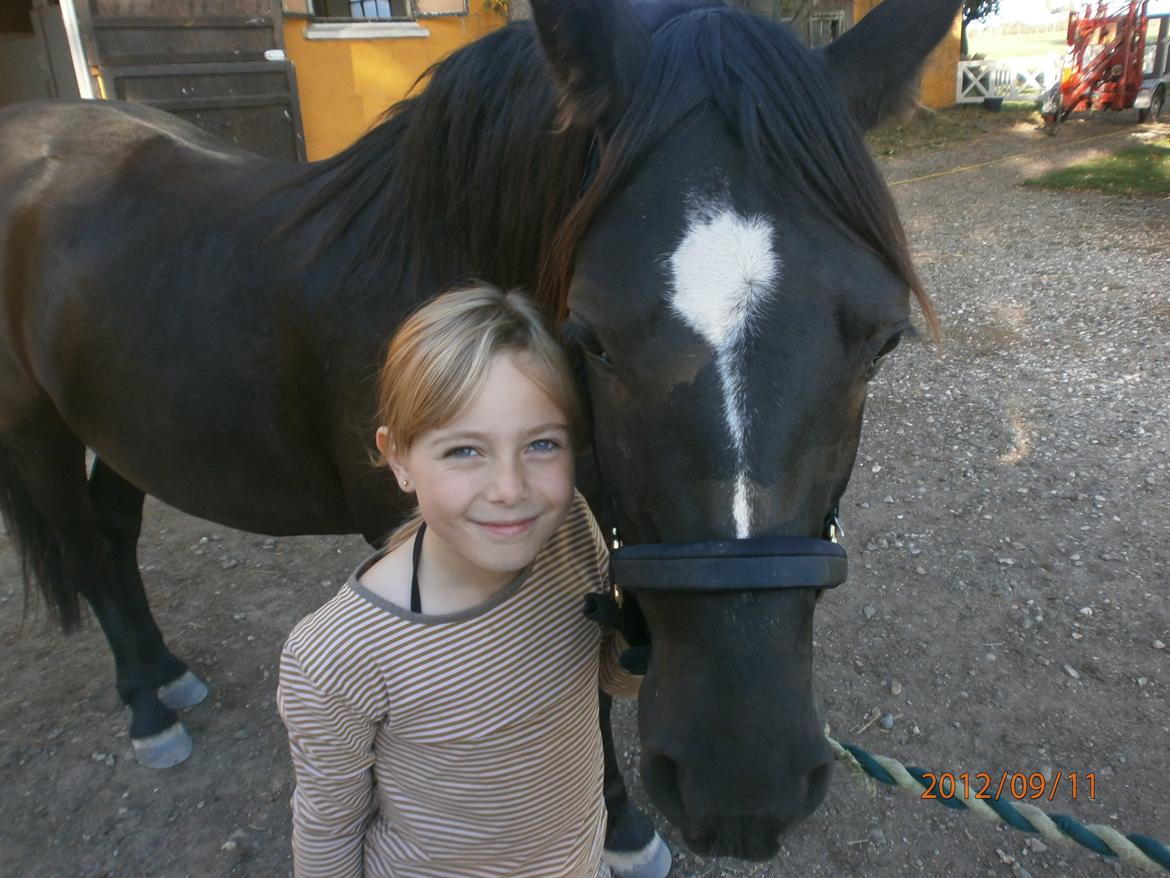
[968,30,1068,60]
[866,104,1041,156]
[1023,138,1170,195]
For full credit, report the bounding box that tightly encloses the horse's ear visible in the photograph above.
[818,0,961,130]
[529,0,650,133]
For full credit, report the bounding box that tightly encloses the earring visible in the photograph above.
[400,480,409,488]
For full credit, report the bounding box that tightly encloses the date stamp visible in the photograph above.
[921,771,1097,803]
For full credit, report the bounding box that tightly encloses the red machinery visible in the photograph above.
[1041,1,1169,127]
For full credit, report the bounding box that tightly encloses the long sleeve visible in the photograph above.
[278,644,380,878]
[599,630,642,699]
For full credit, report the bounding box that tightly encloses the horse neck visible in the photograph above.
[280,27,590,312]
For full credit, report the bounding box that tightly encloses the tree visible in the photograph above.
[962,0,1000,58]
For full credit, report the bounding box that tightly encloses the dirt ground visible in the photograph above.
[2,112,1168,878]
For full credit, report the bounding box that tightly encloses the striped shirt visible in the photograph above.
[277,493,640,878]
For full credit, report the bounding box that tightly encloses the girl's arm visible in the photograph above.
[278,645,380,878]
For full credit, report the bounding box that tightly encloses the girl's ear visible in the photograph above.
[377,427,414,493]
[375,426,392,461]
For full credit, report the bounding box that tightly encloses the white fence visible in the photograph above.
[956,55,1063,104]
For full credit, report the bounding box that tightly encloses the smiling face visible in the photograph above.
[380,352,576,590]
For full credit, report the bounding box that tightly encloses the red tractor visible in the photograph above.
[1041,0,1169,129]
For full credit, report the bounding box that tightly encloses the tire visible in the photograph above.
[1138,87,1164,123]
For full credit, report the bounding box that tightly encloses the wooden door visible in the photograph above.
[70,0,306,161]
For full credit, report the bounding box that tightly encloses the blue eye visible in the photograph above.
[445,446,479,459]
[529,439,560,453]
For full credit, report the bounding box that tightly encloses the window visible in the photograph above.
[346,1,408,18]
[307,0,467,20]
[809,12,844,48]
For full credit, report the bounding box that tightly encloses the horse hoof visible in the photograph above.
[604,831,672,878]
[157,670,209,710]
[131,722,193,769]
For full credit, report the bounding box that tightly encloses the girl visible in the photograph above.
[277,285,644,878]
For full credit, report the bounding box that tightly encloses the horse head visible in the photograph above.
[531,0,959,859]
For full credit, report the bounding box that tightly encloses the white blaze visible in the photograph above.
[668,206,780,538]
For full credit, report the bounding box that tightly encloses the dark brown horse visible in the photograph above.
[0,0,959,862]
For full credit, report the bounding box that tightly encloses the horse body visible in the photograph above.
[0,0,963,862]
[0,100,407,538]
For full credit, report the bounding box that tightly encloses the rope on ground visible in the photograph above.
[886,129,1132,186]
[825,734,1170,873]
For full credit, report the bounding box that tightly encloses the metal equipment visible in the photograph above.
[1042,1,1170,128]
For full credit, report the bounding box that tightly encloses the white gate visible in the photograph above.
[956,55,1063,104]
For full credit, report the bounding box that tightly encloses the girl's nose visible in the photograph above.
[487,459,528,504]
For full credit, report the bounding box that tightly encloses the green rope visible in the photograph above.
[826,735,1170,873]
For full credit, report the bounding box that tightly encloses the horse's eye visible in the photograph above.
[563,319,612,368]
[864,327,910,381]
[586,347,612,367]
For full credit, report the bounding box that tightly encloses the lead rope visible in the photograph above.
[825,732,1170,872]
[593,486,1167,870]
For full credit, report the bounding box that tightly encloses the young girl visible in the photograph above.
[277,285,643,878]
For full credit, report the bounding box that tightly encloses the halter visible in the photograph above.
[610,513,846,594]
[581,493,845,670]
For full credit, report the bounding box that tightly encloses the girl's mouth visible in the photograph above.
[476,516,538,538]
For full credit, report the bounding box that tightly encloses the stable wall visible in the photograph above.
[0,33,53,108]
[917,12,962,107]
[283,8,505,160]
[282,1,958,162]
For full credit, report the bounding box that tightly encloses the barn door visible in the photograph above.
[67,0,305,161]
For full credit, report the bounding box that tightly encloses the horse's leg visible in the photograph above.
[88,459,207,710]
[600,692,673,878]
[0,418,191,768]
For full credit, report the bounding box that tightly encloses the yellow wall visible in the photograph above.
[853,0,960,108]
[917,13,961,107]
[285,1,960,160]
[283,10,505,160]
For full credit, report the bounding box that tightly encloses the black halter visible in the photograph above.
[579,490,845,674]
[611,528,846,593]
[589,444,847,596]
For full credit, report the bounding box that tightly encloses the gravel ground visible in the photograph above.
[1,114,1167,878]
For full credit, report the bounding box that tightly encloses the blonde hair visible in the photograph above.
[376,284,584,549]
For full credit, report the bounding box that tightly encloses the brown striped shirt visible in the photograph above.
[277,493,640,878]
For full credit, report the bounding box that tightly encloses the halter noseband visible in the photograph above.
[611,525,846,594]
[606,507,847,595]
[582,500,846,672]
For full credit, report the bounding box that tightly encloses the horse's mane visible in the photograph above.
[281,22,589,312]
[286,3,931,332]
[542,2,934,332]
